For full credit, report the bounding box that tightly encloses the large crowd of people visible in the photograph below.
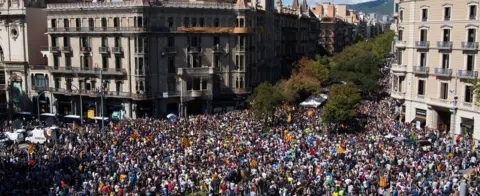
[1,69,480,196]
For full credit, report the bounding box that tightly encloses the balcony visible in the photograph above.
[177,67,214,77]
[470,15,477,20]
[429,97,452,108]
[62,46,72,53]
[99,47,109,54]
[412,66,429,74]
[391,63,406,72]
[165,47,177,54]
[130,93,153,100]
[49,66,73,73]
[187,46,201,53]
[112,47,123,54]
[48,66,126,75]
[395,40,406,48]
[212,45,223,53]
[460,101,475,110]
[461,42,478,50]
[188,90,213,98]
[457,70,478,79]
[436,41,452,50]
[105,91,131,98]
[29,65,48,70]
[235,45,246,52]
[80,47,91,53]
[416,95,426,101]
[415,41,429,49]
[101,68,126,76]
[135,47,146,54]
[433,68,452,77]
[156,91,181,98]
[391,91,406,100]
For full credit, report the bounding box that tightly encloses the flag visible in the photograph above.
[128,128,137,139]
[410,129,415,141]
[287,113,292,122]
[28,144,34,153]
[145,129,152,141]
[336,146,345,154]
[379,176,387,187]
[120,174,128,183]
[109,121,114,127]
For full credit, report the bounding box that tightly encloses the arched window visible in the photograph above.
[240,77,244,88]
[235,77,239,88]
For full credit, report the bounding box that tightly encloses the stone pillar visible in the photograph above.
[450,109,458,136]
[124,101,131,119]
[427,106,438,129]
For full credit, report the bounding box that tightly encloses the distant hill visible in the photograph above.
[347,0,394,17]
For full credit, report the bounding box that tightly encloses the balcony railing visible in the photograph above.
[188,90,213,98]
[457,70,478,79]
[29,65,48,70]
[412,66,429,74]
[99,47,109,54]
[48,66,126,75]
[165,47,177,54]
[437,41,452,49]
[187,46,201,53]
[391,63,406,72]
[429,97,451,107]
[461,42,478,50]
[177,67,214,77]
[415,41,429,49]
[80,47,91,53]
[470,15,476,20]
[395,40,406,48]
[62,46,72,53]
[212,44,223,53]
[433,68,452,77]
[112,47,123,54]
[391,91,406,99]
[46,26,157,33]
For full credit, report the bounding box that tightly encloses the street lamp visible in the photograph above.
[70,84,83,125]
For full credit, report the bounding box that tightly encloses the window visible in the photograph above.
[51,36,57,47]
[65,56,71,68]
[78,80,83,90]
[113,17,120,28]
[114,37,121,47]
[193,78,201,90]
[440,83,449,99]
[101,17,107,29]
[470,5,477,20]
[168,56,175,73]
[444,7,451,21]
[66,78,72,91]
[399,10,403,22]
[213,36,220,46]
[168,36,175,47]
[420,53,427,67]
[102,56,108,69]
[63,37,70,47]
[214,18,219,27]
[54,78,60,89]
[443,29,450,42]
[421,9,428,21]
[168,17,174,27]
[235,77,239,88]
[191,18,197,27]
[82,56,90,68]
[235,55,239,70]
[240,77,244,88]
[213,55,220,69]
[53,56,59,68]
[420,29,428,42]
[199,18,205,27]
[398,30,403,41]
[183,17,190,27]
[202,79,207,90]
[116,81,122,92]
[51,19,57,28]
[468,29,476,42]
[115,57,121,69]
[63,19,69,29]
[467,55,475,71]
[88,18,94,31]
[418,80,425,95]
[442,54,449,69]
[465,85,473,103]
[397,50,402,65]
[101,37,107,47]
[186,81,192,91]
[75,18,81,31]
[81,37,89,47]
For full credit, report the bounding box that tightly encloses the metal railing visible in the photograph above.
[29,65,48,70]
[412,66,429,74]
[415,41,429,48]
[470,15,476,20]
[391,64,406,72]
[212,44,223,53]
[436,41,452,49]
[62,46,72,53]
[98,47,109,54]
[395,40,406,48]
[391,91,406,98]
[177,67,214,76]
[461,42,478,50]
[187,46,201,53]
[433,68,452,76]
[112,47,123,54]
[457,70,478,79]
[80,47,91,53]
[48,66,126,75]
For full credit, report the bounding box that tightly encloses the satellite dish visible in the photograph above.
[46,117,55,127]
[12,120,22,129]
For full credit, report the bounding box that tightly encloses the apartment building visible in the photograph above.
[0,0,48,117]
[43,0,319,119]
[391,0,480,141]
[311,3,356,54]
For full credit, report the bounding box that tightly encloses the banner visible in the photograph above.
[87,110,95,118]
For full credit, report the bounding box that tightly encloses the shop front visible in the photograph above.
[412,109,427,129]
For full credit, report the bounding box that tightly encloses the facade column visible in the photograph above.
[426,105,437,129]
[450,109,459,136]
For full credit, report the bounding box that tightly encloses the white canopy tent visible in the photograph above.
[299,94,328,108]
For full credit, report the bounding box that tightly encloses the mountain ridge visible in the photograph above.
[346,0,394,17]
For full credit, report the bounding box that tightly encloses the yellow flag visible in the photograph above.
[287,113,292,122]
[28,144,34,153]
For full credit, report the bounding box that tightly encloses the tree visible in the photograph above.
[322,84,362,124]
[248,82,282,118]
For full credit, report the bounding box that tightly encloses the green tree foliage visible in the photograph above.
[248,82,282,117]
[322,84,362,123]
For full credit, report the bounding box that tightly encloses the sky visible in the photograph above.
[282,0,374,6]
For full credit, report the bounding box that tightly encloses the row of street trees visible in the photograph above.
[248,31,394,125]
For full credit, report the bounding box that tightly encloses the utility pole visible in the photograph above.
[100,68,104,130]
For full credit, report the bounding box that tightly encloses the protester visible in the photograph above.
[0,70,479,196]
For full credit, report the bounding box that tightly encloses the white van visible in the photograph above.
[5,129,26,143]
[25,128,47,144]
